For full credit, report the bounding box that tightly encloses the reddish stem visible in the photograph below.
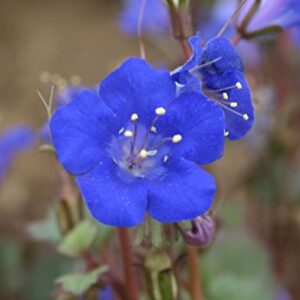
[167,1,192,60]
[231,33,242,46]
[118,228,138,300]
[187,246,204,300]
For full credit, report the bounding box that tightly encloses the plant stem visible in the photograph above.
[187,246,203,300]
[118,228,138,300]
[166,0,192,60]
[231,33,242,45]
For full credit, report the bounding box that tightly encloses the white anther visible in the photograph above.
[147,150,158,156]
[155,107,166,116]
[172,134,182,143]
[224,131,229,137]
[139,149,148,159]
[118,127,125,134]
[51,73,61,83]
[124,130,133,137]
[163,155,169,163]
[70,75,81,86]
[131,113,139,121]
[150,126,157,133]
[39,71,51,83]
[235,82,242,89]
[230,102,238,108]
[243,114,249,121]
[222,92,229,100]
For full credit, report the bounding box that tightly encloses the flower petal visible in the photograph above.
[156,91,225,164]
[76,155,148,227]
[99,58,176,125]
[211,70,254,140]
[201,37,244,83]
[148,158,215,223]
[50,90,118,175]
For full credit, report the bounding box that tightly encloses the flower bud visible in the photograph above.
[179,215,215,247]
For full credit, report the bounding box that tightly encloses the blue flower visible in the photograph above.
[172,34,254,140]
[238,0,300,32]
[50,58,225,227]
[0,126,34,181]
[98,287,114,300]
[118,0,170,36]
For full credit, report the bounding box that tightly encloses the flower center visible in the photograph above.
[107,107,182,179]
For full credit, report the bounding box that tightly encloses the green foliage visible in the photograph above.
[0,240,23,293]
[201,230,274,300]
[27,210,61,244]
[209,274,273,300]
[58,221,98,257]
[91,221,114,250]
[56,265,108,296]
[23,253,72,300]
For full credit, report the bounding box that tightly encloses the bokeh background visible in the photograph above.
[0,0,299,299]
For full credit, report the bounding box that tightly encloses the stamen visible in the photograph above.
[212,97,248,121]
[172,134,182,143]
[190,57,222,74]
[222,92,229,100]
[124,130,133,137]
[155,107,166,116]
[243,114,249,121]
[163,155,169,163]
[235,82,242,89]
[150,126,157,133]
[224,131,229,137]
[139,149,148,159]
[147,150,158,156]
[119,127,125,134]
[70,75,81,86]
[214,82,242,93]
[131,113,139,121]
[230,102,238,108]
[139,149,158,159]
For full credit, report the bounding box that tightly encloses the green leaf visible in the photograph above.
[56,265,108,296]
[58,221,98,257]
[209,274,273,300]
[27,210,61,244]
[151,219,164,248]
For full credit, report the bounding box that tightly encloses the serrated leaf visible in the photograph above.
[58,221,98,257]
[27,210,61,244]
[56,265,108,296]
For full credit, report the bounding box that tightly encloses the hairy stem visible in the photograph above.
[118,228,138,300]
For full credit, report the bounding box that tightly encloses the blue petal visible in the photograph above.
[211,70,254,140]
[171,33,202,92]
[0,126,34,181]
[177,32,202,73]
[99,58,176,125]
[201,37,244,81]
[98,286,114,300]
[76,155,147,227]
[156,91,225,164]
[50,90,119,175]
[148,158,215,223]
